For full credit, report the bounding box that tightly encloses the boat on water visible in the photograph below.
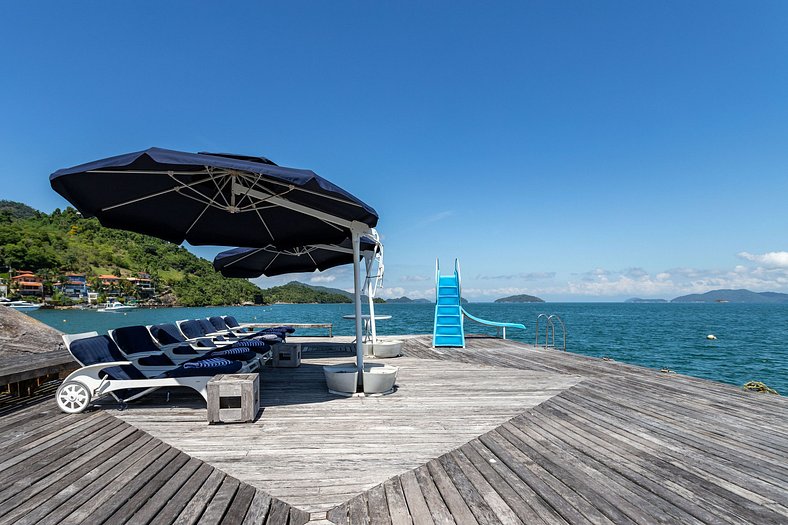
[97,300,137,313]
[0,298,42,311]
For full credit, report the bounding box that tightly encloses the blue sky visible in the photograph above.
[2,2,787,301]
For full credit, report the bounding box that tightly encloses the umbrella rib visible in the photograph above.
[224,247,265,267]
[263,253,280,273]
[253,206,276,242]
[206,166,233,209]
[183,175,233,237]
[100,174,215,212]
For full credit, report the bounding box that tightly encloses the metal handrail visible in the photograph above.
[535,313,566,351]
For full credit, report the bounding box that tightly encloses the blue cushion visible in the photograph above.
[208,316,227,331]
[179,320,205,339]
[113,326,160,355]
[137,354,175,366]
[68,335,146,381]
[223,315,240,328]
[151,323,186,345]
[172,345,198,355]
[198,319,219,335]
[164,358,242,378]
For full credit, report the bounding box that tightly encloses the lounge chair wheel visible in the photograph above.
[56,381,92,414]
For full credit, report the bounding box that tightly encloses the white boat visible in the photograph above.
[97,300,137,313]
[0,298,42,311]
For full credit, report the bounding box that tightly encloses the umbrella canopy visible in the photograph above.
[50,148,378,249]
[214,236,378,278]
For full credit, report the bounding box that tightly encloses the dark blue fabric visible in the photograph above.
[113,326,161,355]
[137,354,175,366]
[214,236,377,278]
[231,339,268,349]
[68,335,146,381]
[179,320,206,339]
[208,316,227,331]
[224,316,240,328]
[172,344,198,355]
[164,358,242,378]
[49,147,378,249]
[198,319,224,337]
[150,323,186,345]
[208,347,257,361]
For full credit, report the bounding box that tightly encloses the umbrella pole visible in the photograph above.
[352,231,364,390]
[365,254,377,344]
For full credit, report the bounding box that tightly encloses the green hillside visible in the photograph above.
[261,281,352,304]
[0,203,262,306]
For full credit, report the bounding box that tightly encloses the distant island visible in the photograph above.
[262,281,385,304]
[494,294,544,303]
[671,289,788,304]
[625,298,668,303]
[386,296,431,304]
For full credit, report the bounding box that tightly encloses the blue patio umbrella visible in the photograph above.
[50,147,379,388]
[50,148,378,250]
[214,236,378,278]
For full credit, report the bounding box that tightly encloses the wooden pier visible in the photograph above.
[0,335,786,523]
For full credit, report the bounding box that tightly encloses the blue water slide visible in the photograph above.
[461,308,526,339]
[433,259,465,347]
[433,258,526,347]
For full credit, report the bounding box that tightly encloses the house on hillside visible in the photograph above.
[55,272,89,299]
[97,274,121,294]
[127,272,155,297]
[11,272,44,297]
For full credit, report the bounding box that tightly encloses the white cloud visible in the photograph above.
[475,272,556,281]
[378,286,434,300]
[310,275,336,283]
[400,275,430,282]
[738,251,788,268]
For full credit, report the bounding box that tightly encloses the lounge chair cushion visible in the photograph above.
[68,335,147,382]
[164,358,242,377]
[137,354,175,366]
[172,345,199,355]
[208,316,227,331]
[150,323,187,345]
[199,319,226,337]
[179,320,206,340]
[113,326,163,355]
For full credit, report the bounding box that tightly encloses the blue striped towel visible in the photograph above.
[183,357,233,369]
[212,347,251,356]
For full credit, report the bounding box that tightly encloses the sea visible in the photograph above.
[28,302,788,394]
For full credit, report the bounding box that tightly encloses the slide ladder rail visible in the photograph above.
[433,258,465,347]
[461,308,525,340]
[535,314,566,351]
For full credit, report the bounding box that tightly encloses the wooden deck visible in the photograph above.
[1,335,786,523]
[112,341,582,515]
[0,383,309,524]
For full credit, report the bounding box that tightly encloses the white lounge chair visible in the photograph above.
[55,332,253,414]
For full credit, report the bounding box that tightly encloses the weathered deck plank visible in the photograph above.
[1,335,787,524]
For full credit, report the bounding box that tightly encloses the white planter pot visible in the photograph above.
[323,364,358,395]
[323,363,399,396]
[363,363,398,395]
[371,340,403,359]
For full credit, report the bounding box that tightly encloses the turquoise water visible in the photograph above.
[29,302,787,394]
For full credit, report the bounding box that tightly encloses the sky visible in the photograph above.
[1,1,787,301]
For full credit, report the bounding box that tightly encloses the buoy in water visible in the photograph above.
[706,334,717,340]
